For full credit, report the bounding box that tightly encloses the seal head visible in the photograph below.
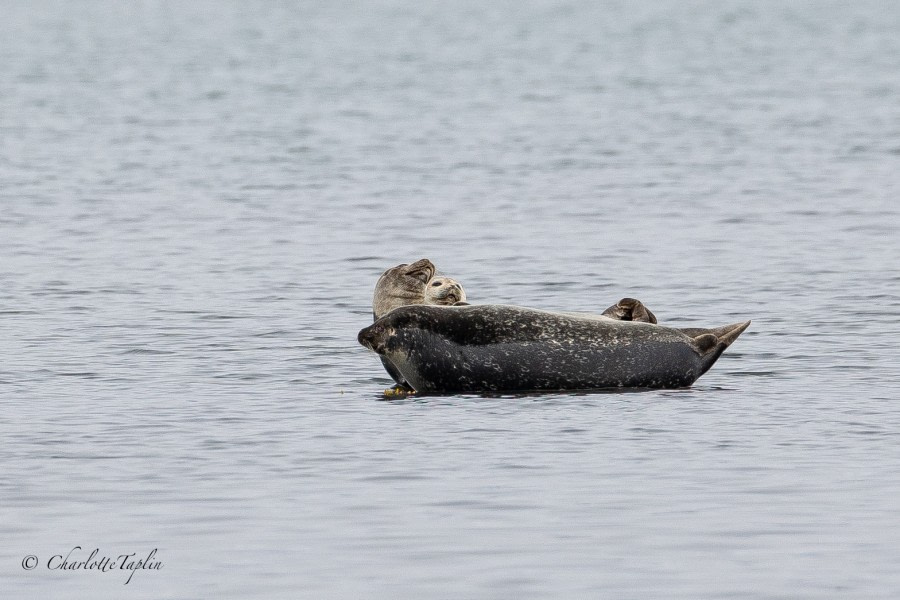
[424,275,467,306]
[372,259,436,319]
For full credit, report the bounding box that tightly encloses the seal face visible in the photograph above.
[424,276,467,306]
[358,304,749,393]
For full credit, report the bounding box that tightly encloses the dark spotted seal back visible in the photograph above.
[359,304,749,393]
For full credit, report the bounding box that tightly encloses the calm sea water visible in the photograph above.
[2,1,899,598]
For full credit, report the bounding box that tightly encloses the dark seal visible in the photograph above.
[358,304,749,393]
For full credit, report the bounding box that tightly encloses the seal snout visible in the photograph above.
[358,323,390,354]
[434,282,463,303]
[357,324,379,351]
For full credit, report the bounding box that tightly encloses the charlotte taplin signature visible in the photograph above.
[22,546,162,584]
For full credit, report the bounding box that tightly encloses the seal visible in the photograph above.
[358,304,749,393]
[370,259,468,391]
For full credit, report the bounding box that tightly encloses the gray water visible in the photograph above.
[2,1,899,598]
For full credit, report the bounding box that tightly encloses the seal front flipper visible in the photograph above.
[379,356,412,390]
[601,297,658,324]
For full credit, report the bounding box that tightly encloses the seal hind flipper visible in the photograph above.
[715,320,751,347]
[693,320,751,376]
[682,321,751,346]
[692,333,719,354]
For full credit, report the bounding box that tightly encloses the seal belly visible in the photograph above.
[395,334,701,392]
[360,304,748,394]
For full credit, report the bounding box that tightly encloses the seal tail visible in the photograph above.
[688,320,751,376]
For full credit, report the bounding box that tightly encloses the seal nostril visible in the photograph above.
[431,281,442,286]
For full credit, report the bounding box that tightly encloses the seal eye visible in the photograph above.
[431,281,442,287]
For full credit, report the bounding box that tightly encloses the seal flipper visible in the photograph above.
[692,333,719,354]
[601,298,657,324]
[682,321,751,344]
[692,320,751,376]
[379,356,414,390]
